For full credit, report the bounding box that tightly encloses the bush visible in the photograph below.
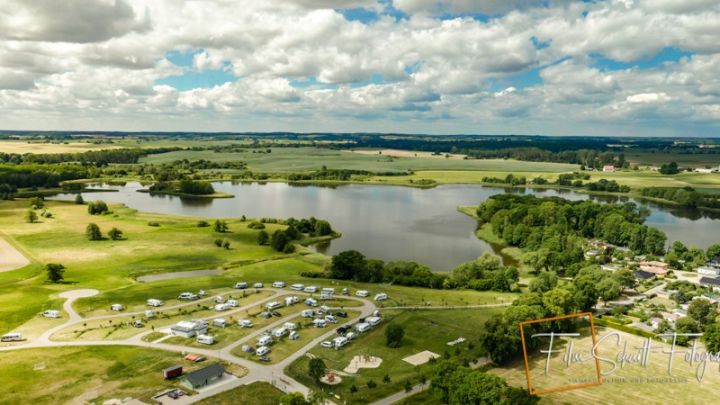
[385,324,405,348]
[147,221,160,227]
[247,221,266,229]
[197,220,210,227]
[87,200,109,215]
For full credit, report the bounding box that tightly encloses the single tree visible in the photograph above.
[29,196,44,209]
[612,268,637,290]
[385,323,405,348]
[74,194,84,204]
[45,263,65,283]
[702,323,720,352]
[86,223,102,241]
[24,209,38,223]
[367,379,377,389]
[214,238,223,247]
[108,227,123,240]
[688,299,714,325]
[223,239,230,249]
[213,219,228,233]
[308,357,327,381]
[258,230,269,245]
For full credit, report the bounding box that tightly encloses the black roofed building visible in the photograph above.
[634,270,655,281]
[182,363,225,390]
[700,277,720,291]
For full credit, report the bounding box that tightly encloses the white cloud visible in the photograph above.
[0,0,717,135]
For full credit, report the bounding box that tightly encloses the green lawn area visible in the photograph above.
[196,381,285,405]
[140,147,579,173]
[0,346,243,404]
[285,308,503,404]
[491,326,720,404]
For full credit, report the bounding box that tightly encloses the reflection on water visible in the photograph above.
[51,182,720,271]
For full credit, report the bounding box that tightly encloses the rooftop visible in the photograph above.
[184,364,224,387]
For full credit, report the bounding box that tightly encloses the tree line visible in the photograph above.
[640,187,720,209]
[476,195,667,274]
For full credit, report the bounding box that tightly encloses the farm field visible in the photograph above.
[0,346,241,404]
[491,327,720,404]
[139,147,580,173]
[285,308,503,404]
[0,140,123,154]
[625,152,720,168]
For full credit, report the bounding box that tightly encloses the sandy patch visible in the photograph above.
[343,355,383,374]
[320,372,343,385]
[0,237,30,272]
[402,350,440,366]
[37,249,108,263]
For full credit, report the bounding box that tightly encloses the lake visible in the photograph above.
[50,182,720,271]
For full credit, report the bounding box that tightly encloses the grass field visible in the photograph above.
[196,381,285,405]
[285,308,503,404]
[491,326,720,404]
[0,140,123,154]
[625,152,720,168]
[140,147,579,173]
[0,346,241,404]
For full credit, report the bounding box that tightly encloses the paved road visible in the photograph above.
[368,382,430,405]
[0,288,499,404]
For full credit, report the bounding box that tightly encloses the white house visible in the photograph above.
[110,304,124,312]
[238,319,253,328]
[355,290,370,297]
[366,316,382,326]
[355,322,371,333]
[43,310,61,318]
[196,334,215,345]
[285,296,299,306]
[171,321,208,338]
[147,299,164,307]
[374,293,388,301]
[697,266,720,277]
[313,318,327,328]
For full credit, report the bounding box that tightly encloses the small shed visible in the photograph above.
[182,364,225,390]
[163,365,183,380]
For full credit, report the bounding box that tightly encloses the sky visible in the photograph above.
[0,0,719,136]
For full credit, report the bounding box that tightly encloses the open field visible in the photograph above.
[286,308,503,404]
[625,152,720,168]
[140,147,579,173]
[491,326,720,404]
[196,381,285,405]
[0,140,123,154]
[0,346,240,404]
[0,236,30,272]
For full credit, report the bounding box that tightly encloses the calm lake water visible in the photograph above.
[50,182,720,271]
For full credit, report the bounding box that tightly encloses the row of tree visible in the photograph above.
[640,187,720,209]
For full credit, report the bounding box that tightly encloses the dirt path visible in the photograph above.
[0,237,29,272]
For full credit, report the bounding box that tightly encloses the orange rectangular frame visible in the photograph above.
[519,311,603,395]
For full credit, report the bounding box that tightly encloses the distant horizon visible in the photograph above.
[0,129,718,139]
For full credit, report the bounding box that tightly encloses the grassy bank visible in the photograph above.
[196,382,284,405]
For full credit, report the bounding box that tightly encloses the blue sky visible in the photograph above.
[0,0,718,136]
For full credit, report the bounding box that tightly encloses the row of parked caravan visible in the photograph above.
[233,280,390,302]
[247,321,301,358]
[320,314,383,349]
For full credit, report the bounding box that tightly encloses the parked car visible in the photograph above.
[178,292,198,300]
[335,311,348,318]
[43,310,61,318]
[325,315,338,324]
[289,331,300,340]
[320,341,333,348]
[131,320,144,328]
